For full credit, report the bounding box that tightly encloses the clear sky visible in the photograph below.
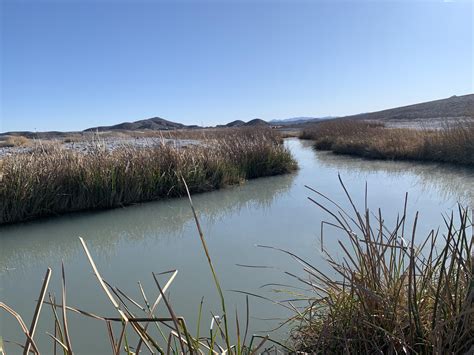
[1,0,472,132]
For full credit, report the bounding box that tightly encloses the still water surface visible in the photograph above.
[1,139,472,353]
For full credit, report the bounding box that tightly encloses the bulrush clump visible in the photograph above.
[287,179,473,353]
[0,128,297,224]
[300,119,474,165]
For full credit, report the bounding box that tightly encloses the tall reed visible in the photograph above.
[0,129,297,224]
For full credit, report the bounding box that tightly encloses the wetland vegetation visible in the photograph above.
[300,119,474,166]
[0,129,296,225]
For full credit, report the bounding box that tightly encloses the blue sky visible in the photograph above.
[1,0,472,132]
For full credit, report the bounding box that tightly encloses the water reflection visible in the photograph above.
[314,150,473,206]
[0,172,296,271]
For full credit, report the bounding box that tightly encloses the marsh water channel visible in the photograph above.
[1,138,473,354]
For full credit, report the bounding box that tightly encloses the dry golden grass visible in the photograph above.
[0,135,32,148]
[301,119,474,165]
[130,127,282,141]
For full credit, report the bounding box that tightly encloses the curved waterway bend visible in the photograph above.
[1,138,472,353]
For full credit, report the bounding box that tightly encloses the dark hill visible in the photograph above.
[226,120,246,127]
[84,117,189,132]
[243,119,269,127]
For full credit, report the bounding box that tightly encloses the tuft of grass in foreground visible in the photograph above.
[300,119,474,165]
[0,128,297,224]
[284,177,473,353]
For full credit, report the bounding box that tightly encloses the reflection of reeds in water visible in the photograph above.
[0,171,295,271]
[0,184,287,355]
[313,149,474,206]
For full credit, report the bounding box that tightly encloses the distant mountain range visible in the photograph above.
[269,116,336,125]
[2,94,472,137]
[83,116,331,133]
[81,94,473,133]
[84,117,272,132]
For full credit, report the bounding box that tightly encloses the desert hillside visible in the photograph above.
[343,94,473,124]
